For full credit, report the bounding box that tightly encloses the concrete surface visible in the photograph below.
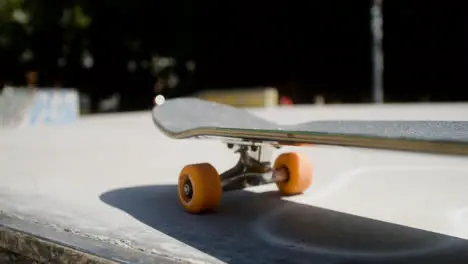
[1,103,468,263]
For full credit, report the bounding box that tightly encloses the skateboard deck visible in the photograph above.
[152,97,468,156]
[151,97,468,214]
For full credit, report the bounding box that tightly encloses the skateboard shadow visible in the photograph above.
[100,185,468,264]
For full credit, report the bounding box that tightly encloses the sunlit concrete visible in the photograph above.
[1,103,468,263]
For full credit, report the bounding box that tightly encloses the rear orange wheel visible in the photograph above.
[273,152,313,195]
[178,163,223,214]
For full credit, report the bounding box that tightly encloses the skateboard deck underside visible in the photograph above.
[152,98,468,156]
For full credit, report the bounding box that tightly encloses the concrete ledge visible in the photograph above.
[195,87,278,107]
[0,214,175,264]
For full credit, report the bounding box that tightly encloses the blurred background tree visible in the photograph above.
[1,1,467,112]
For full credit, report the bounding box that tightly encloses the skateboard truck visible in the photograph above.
[220,144,288,191]
[176,141,312,214]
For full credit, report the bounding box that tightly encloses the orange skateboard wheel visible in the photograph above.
[178,163,222,214]
[273,152,313,195]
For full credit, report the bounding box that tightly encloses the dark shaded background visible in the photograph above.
[0,0,467,112]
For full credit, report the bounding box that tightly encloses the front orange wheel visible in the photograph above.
[274,152,313,195]
[178,163,222,214]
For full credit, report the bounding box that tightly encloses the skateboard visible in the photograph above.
[152,97,468,214]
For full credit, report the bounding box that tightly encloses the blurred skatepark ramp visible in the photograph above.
[0,87,80,128]
[195,86,278,107]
